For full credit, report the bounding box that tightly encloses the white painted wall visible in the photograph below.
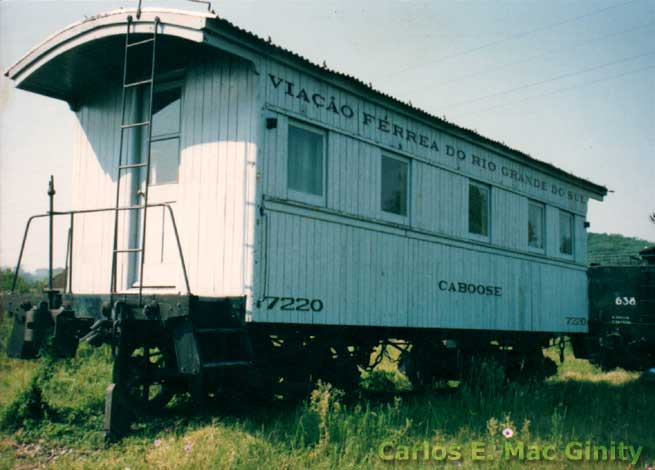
[70,50,259,297]
[175,51,258,297]
[70,84,122,294]
[254,208,587,332]
[251,59,601,332]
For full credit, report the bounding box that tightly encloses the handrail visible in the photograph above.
[186,0,213,12]
[135,0,214,17]
[11,203,191,296]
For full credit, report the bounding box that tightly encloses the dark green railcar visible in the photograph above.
[573,247,655,371]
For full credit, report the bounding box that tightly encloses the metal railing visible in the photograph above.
[135,0,214,19]
[588,252,646,266]
[11,203,191,299]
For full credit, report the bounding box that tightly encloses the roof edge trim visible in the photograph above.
[5,8,211,82]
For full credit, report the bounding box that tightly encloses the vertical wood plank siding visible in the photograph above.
[254,61,597,333]
[71,86,122,293]
[71,51,258,296]
[255,211,587,332]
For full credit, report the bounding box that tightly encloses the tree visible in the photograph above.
[0,268,44,294]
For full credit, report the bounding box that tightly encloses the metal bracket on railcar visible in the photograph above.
[4,293,94,359]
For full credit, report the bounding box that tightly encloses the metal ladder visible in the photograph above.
[110,15,161,305]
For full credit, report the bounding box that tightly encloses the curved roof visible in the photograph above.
[5,7,607,197]
[5,9,212,102]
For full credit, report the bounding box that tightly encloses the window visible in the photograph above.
[469,181,490,238]
[528,201,545,250]
[559,210,574,255]
[150,139,180,185]
[287,123,325,200]
[149,83,182,185]
[381,155,409,216]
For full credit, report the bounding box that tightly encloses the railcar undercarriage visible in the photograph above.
[2,288,559,442]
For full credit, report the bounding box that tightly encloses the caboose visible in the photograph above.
[2,6,606,440]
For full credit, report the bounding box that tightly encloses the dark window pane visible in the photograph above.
[559,211,573,255]
[381,156,408,216]
[288,125,324,196]
[528,202,544,249]
[152,87,181,137]
[149,138,180,185]
[469,183,489,237]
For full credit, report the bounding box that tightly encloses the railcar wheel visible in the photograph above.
[316,341,363,391]
[598,350,619,372]
[399,340,459,389]
[504,350,557,382]
[112,338,177,414]
[248,330,305,401]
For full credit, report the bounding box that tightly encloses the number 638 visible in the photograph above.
[615,296,636,306]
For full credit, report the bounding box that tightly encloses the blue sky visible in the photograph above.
[1,0,654,270]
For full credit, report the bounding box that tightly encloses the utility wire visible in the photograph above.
[382,0,641,80]
[413,20,655,93]
[442,50,655,109]
[450,63,655,118]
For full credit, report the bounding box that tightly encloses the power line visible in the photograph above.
[382,0,641,80]
[450,63,655,118]
[442,50,655,109]
[413,20,655,93]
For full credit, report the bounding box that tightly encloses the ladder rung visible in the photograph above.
[124,79,153,88]
[203,361,252,369]
[114,248,143,253]
[127,38,155,48]
[195,328,247,335]
[121,121,150,129]
[119,162,148,170]
[134,285,176,289]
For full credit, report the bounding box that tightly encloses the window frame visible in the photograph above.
[286,119,328,207]
[468,180,491,242]
[379,152,410,223]
[527,200,546,253]
[147,78,183,186]
[558,209,575,257]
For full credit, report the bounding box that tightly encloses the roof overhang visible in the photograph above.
[4,9,230,107]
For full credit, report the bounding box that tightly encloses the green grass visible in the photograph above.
[0,315,653,470]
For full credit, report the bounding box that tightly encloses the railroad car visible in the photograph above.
[572,247,655,371]
[1,5,607,440]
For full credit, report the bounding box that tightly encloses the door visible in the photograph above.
[136,79,183,289]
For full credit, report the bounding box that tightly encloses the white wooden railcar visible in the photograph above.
[5,7,606,398]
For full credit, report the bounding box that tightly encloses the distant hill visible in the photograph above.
[588,232,655,265]
[28,268,64,282]
[0,267,64,283]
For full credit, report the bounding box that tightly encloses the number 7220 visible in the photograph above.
[258,296,324,312]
